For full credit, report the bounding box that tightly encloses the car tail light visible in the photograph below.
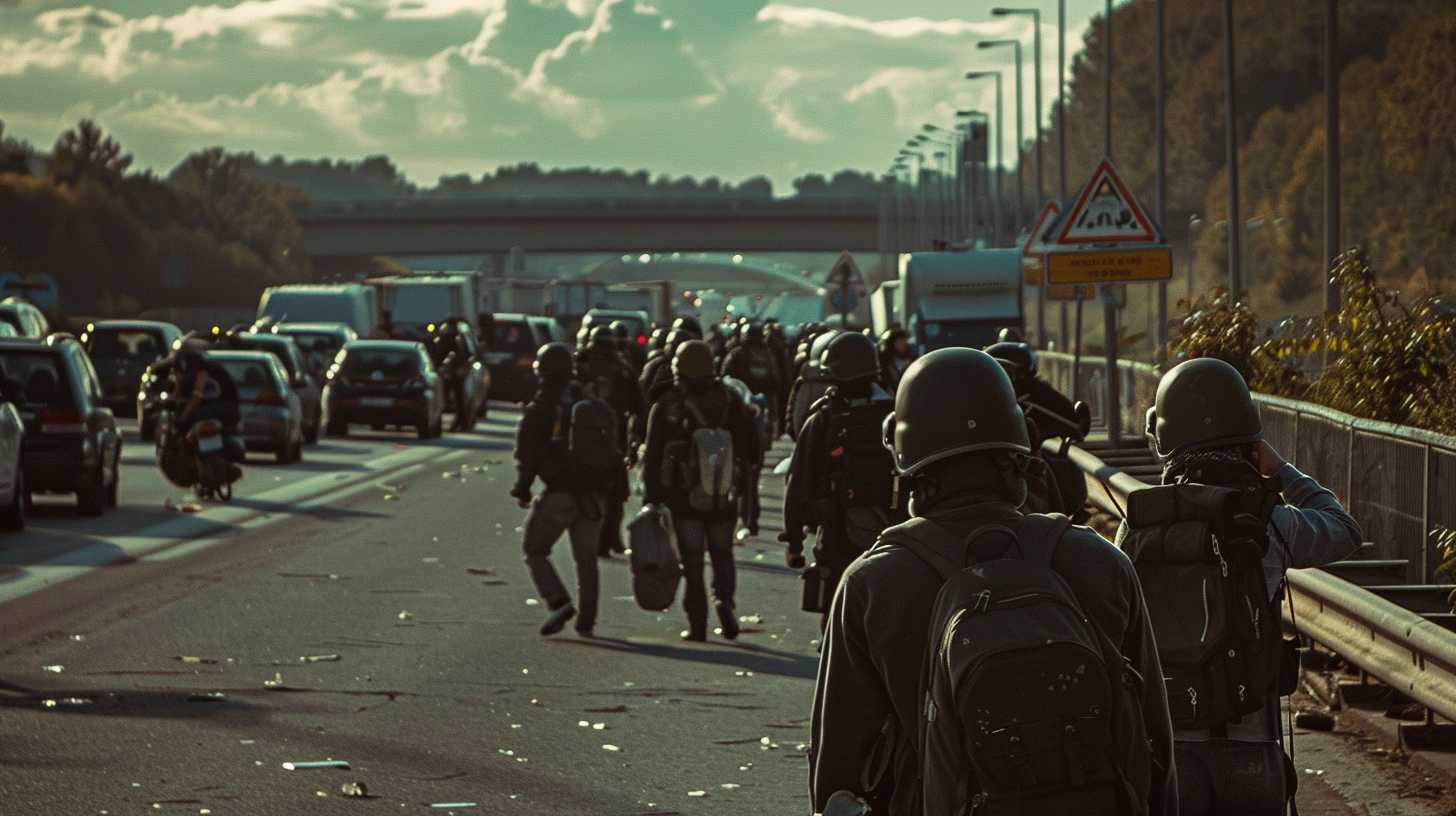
[40,407,86,434]
[255,391,286,407]
[636,334,647,345]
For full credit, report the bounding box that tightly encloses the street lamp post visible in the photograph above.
[978,40,1025,232]
[966,71,1005,247]
[992,8,1043,209]
[1324,0,1340,321]
[899,147,926,249]
[1155,0,1168,361]
[1223,0,1242,296]
[957,110,989,245]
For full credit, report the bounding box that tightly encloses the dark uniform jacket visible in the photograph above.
[810,494,1178,816]
[721,341,784,398]
[641,379,760,521]
[511,381,578,498]
[576,347,645,447]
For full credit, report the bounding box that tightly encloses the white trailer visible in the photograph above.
[869,280,902,336]
[898,250,1023,354]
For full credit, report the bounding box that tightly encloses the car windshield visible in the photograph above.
[285,333,341,368]
[87,329,165,359]
[218,358,278,392]
[340,348,419,377]
[490,321,535,353]
[0,350,73,407]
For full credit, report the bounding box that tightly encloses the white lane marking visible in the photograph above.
[146,464,429,563]
[0,439,483,606]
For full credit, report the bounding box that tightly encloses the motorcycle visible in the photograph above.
[156,407,245,502]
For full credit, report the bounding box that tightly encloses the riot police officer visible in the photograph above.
[810,348,1176,816]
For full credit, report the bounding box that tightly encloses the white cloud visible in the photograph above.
[385,0,505,20]
[756,4,1005,39]
[528,0,717,100]
[761,68,828,144]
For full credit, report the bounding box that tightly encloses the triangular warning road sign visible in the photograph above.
[1054,158,1159,244]
[826,250,863,286]
[1023,201,1062,258]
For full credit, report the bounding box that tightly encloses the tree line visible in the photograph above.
[1039,0,1455,308]
[0,120,309,317]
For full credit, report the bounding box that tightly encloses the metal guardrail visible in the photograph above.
[1039,351,1456,583]
[1063,439,1456,727]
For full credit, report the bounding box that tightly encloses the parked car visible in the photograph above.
[426,319,490,430]
[81,320,183,417]
[0,385,24,530]
[210,350,304,464]
[0,334,120,515]
[323,340,443,439]
[216,332,321,443]
[483,313,541,404]
[0,298,49,338]
[271,322,357,382]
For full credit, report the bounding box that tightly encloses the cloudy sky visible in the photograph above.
[0,0,1117,191]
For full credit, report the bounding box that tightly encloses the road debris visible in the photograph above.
[602,744,621,752]
[282,760,351,770]
[738,614,763,625]
[41,697,92,708]
[397,610,414,621]
[264,672,287,690]
[300,654,342,663]
[465,567,496,576]
[687,790,708,798]
[187,692,226,703]
[176,656,221,665]
[428,804,479,810]
[1294,710,1336,731]
[41,664,64,673]
[339,781,369,797]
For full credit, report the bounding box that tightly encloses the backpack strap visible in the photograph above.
[876,517,963,582]
[1009,513,1074,569]
[681,394,710,429]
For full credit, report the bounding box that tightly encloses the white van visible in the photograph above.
[256,284,379,337]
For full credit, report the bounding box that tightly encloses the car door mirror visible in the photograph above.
[1073,400,1092,441]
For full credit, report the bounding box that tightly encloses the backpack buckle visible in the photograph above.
[973,590,992,613]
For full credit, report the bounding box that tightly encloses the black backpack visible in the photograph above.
[1121,481,1283,730]
[881,513,1151,816]
[822,391,896,511]
[556,384,621,485]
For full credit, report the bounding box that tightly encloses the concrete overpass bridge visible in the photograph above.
[294,196,882,257]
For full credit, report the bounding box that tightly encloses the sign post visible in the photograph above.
[826,251,865,328]
[1021,201,1062,349]
[1045,158,1170,443]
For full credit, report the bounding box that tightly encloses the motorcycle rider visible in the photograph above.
[430,319,474,429]
[641,340,760,641]
[1120,358,1361,816]
[164,334,243,484]
[781,331,898,626]
[576,325,645,557]
[810,348,1176,815]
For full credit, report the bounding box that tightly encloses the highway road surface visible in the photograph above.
[0,407,1449,814]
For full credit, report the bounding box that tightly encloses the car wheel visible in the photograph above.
[0,467,25,532]
[77,464,106,517]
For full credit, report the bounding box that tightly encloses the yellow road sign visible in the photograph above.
[1046,247,1172,285]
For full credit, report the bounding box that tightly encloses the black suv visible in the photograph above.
[0,335,121,515]
[482,313,541,403]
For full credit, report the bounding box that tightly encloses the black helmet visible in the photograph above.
[649,327,668,350]
[884,348,1030,475]
[588,324,614,351]
[671,316,703,339]
[809,329,841,364]
[673,339,716,383]
[609,320,629,342]
[985,341,1038,378]
[744,323,765,343]
[1148,357,1262,459]
[664,328,692,354]
[822,331,879,383]
[997,326,1025,343]
[534,342,573,381]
